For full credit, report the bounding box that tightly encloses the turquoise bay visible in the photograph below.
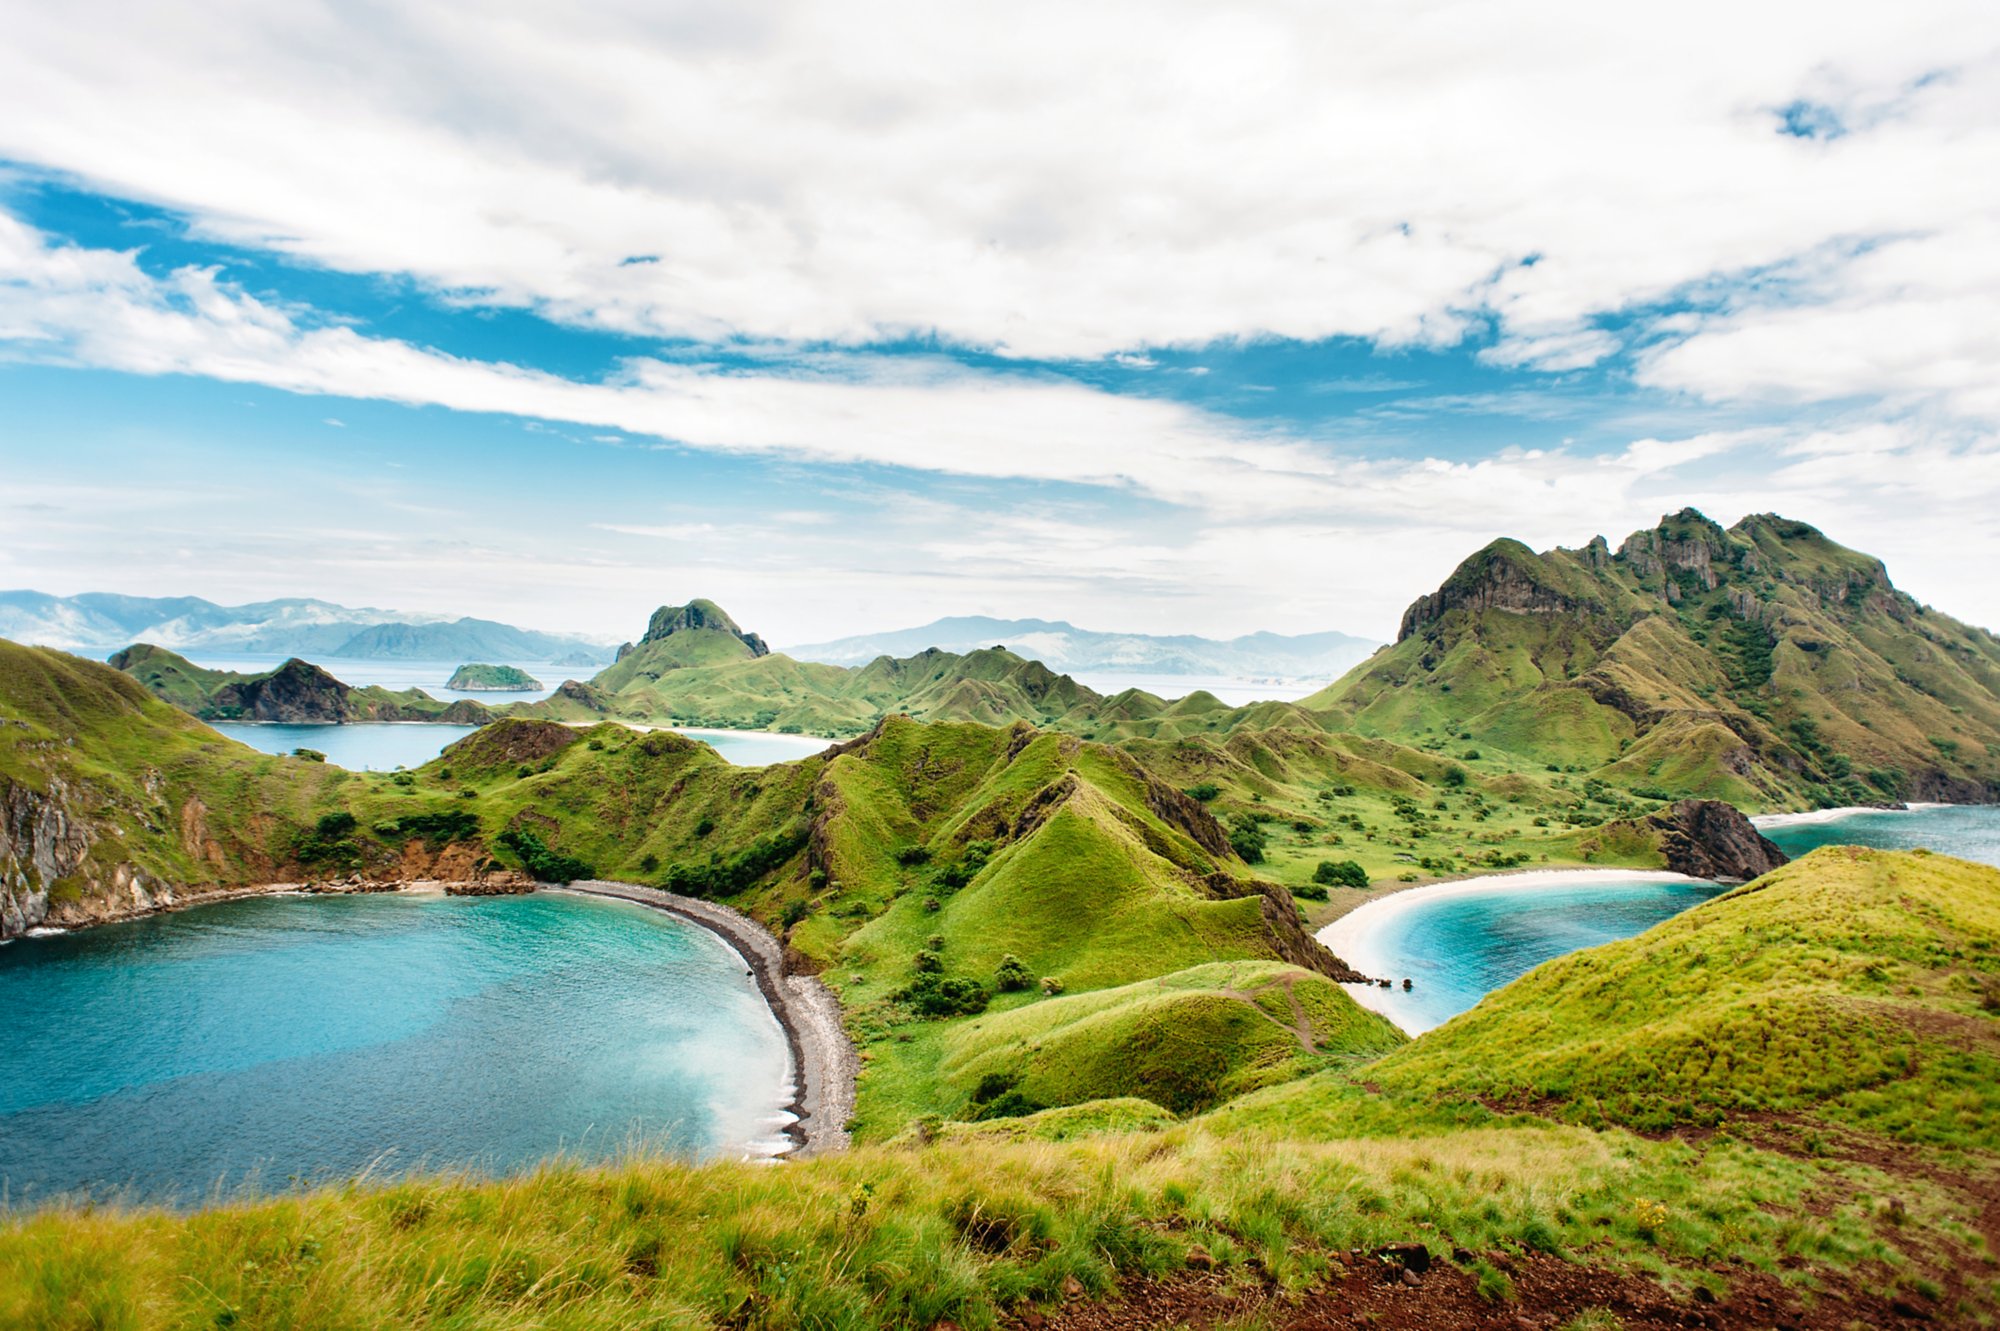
[0,892,791,1205]
[1322,804,2000,1034]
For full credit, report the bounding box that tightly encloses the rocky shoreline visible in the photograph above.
[557,880,857,1159]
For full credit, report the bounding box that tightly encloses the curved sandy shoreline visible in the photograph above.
[557,881,856,1159]
[1316,868,1714,1030]
[11,876,856,1160]
[1750,802,1944,829]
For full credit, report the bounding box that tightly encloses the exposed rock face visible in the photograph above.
[212,658,353,722]
[1618,509,1730,591]
[0,779,92,936]
[1644,799,1788,882]
[439,718,582,770]
[1199,872,1366,983]
[1398,540,1588,641]
[640,599,770,657]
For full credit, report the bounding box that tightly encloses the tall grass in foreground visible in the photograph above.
[0,1123,1931,1331]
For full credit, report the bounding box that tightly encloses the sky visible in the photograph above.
[2,0,1997,647]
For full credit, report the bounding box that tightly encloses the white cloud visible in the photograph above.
[0,0,1993,385]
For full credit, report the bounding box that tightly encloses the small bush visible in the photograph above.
[693,816,716,838]
[912,950,944,974]
[994,954,1031,992]
[780,899,808,928]
[1184,783,1221,802]
[291,747,326,762]
[894,845,933,867]
[1040,976,1065,996]
[1313,859,1370,889]
[900,974,988,1018]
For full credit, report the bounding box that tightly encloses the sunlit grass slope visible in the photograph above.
[1238,847,2000,1148]
[0,640,346,910]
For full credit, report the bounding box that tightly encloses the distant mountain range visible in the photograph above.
[784,616,1379,681]
[0,590,615,665]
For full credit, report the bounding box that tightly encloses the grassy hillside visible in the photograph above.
[1359,846,2000,1140]
[1306,510,2000,810]
[6,848,1995,1327]
[0,641,349,929]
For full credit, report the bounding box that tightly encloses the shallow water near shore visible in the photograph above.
[1319,873,1729,1034]
[1758,802,2000,865]
[0,891,791,1206]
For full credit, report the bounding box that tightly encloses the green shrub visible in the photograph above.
[290,747,326,762]
[894,845,933,867]
[994,954,1031,992]
[1228,817,1267,864]
[658,826,808,897]
[1184,783,1221,802]
[900,973,988,1018]
[496,827,595,884]
[1313,859,1369,889]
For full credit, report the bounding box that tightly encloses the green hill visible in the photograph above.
[1305,510,2000,810]
[0,641,349,934]
[445,662,543,691]
[109,644,493,724]
[1360,846,2000,1141]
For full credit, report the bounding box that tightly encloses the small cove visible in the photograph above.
[0,891,792,1206]
[1324,803,2000,1036]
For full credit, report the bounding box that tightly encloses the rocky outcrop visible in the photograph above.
[1643,799,1788,882]
[640,599,770,657]
[1199,872,1366,983]
[1398,540,1590,641]
[438,718,582,771]
[211,658,353,722]
[0,778,92,936]
[1115,750,1236,860]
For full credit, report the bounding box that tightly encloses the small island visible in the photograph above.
[446,663,545,692]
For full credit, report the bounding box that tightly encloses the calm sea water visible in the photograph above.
[211,722,831,770]
[1758,803,2000,866]
[0,892,790,1205]
[1327,876,1731,1033]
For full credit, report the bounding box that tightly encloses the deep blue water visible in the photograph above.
[0,892,790,1205]
[211,722,831,771]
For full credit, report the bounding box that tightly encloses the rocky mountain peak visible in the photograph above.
[638,599,770,657]
[1396,538,1586,642]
